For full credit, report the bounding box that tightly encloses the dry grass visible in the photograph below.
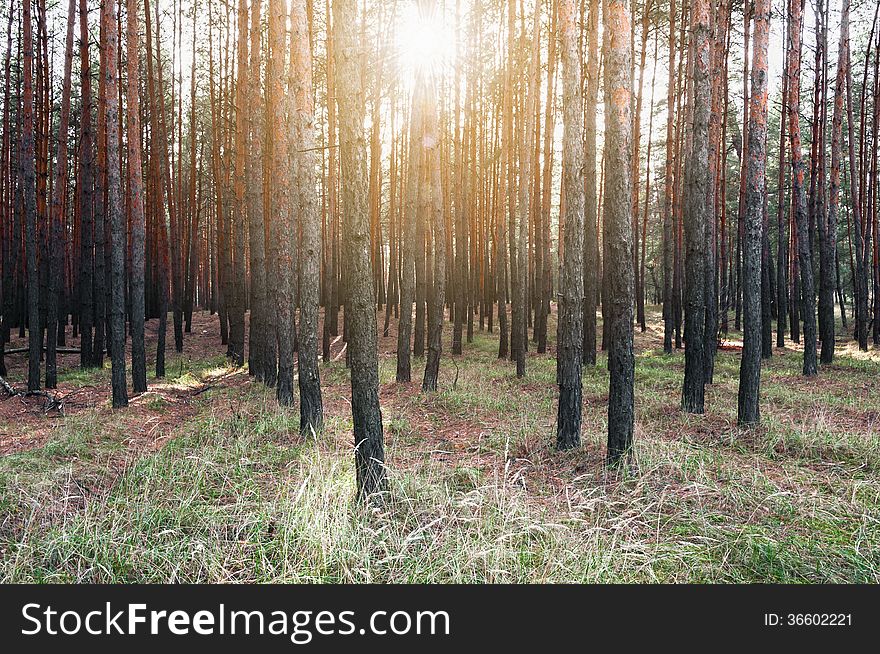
[1,307,878,582]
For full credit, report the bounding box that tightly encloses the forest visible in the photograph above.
[0,0,879,583]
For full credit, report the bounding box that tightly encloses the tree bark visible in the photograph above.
[45,0,76,389]
[247,0,269,381]
[603,0,635,465]
[333,0,386,501]
[556,0,585,449]
[422,70,446,393]
[268,0,294,405]
[77,0,94,370]
[737,0,770,424]
[396,78,423,383]
[681,0,710,414]
[127,0,146,393]
[291,0,323,433]
[788,0,818,375]
[23,0,40,392]
[102,0,128,408]
[583,0,600,365]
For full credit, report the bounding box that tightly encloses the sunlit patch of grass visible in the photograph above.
[57,365,109,386]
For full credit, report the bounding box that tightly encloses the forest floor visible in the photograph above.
[1,307,878,582]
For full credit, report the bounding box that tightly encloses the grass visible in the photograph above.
[1,308,878,583]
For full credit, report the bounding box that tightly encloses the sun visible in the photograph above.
[395,1,454,83]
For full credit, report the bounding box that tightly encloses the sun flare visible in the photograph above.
[395,2,454,83]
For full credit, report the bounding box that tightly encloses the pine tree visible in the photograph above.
[291,0,323,432]
[738,0,771,425]
[603,0,636,465]
[128,0,147,393]
[333,0,386,500]
[556,0,585,449]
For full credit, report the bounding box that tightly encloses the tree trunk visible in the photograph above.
[788,0,818,375]
[127,0,146,393]
[291,0,323,433]
[23,0,40,392]
[738,0,771,424]
[603,0,635,465]
[396,78,423,383]
[583,0,600,365]
[843,0,866,351]
[247,0,270,381]
[102,0,127,408]
[512,3,540,378]
[268,0,294,405]
[681,0,710,414]
[556,0,584,449]
[77,0,94,370]
[45,0,76,389]
[333,0,386,501]
[776,20,789,349]
[423,70,446,393]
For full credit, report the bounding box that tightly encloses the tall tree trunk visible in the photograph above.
[102,0,127,408]
[788,0,818,375]
[738,0,771,423]
[603,0,635,465]
[423,68,446,392]
[842,0,866,351]
[556,0,584,449]
[661,0,677,355]
[127,0,146,393]
[248,0,275,383]
[23,0,40,392]
[536,0,556,354]
[396,78,423,383]
[497,0,514,362]
[227,0,249,368]
[681,0,710,414]
[583,0,600,365]
[512,3,540,378]
[631,0,651,333]
[291,0,323,432]
[77,0,94,370]
[333,0,386,500]
[268,0,294,404]
[776,21,789,349]
[45,0,76,389]
[818,0,838,363]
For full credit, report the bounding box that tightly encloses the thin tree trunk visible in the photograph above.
[512,3,540,378]
[291,0,323,432]
[77,0,94,370]
[423,68,446,392]
[23,0,40,392]
[127,0,146,393]
[788,0,818,375]
[102,0,127,407]
[583,0,600,365]
[268,0,294,404]
[397,78,423,383]
[45,0,76,389]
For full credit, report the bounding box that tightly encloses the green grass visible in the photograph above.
[1,309,878,583]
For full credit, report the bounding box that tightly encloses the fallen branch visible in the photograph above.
[3,347,103,355]
[1,375,66,415]
[0,375,16,396]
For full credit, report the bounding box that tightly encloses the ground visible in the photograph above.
[1,307,878,582]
